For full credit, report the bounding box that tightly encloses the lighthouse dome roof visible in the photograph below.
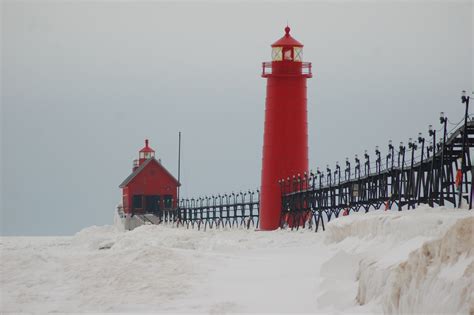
[139,139,155,153]
[271,26,303,47]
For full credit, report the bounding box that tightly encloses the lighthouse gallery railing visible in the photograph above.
[261,61,312,77]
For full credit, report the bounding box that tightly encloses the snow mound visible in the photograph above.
[377,216,474,314]
[71,224,122,250]
[324,208,474,314]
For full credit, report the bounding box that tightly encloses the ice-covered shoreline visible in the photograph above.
[1,206,473,313]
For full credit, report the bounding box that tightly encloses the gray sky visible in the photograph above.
[1,1,473,235]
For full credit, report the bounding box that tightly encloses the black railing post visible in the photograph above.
[389,140,395,170]
[439,112,448,206]
[458,91,470,208]
[345,158,351,181]
[398,142,406,210]
[375,146,381,175]
[408,138,417,208]
[428,124,437,207]
[355,155,361,181]
[364,150,370,176]
[417,133,425,205]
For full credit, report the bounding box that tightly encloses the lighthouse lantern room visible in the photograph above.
[119,139,180,215]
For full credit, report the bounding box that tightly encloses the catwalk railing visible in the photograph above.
[130,191,260,230]
[280,113,474,232]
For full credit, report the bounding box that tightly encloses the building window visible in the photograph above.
[133,195,143,209]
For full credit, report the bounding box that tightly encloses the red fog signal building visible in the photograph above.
[119,139,180,214]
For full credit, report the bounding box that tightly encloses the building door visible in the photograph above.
[145,195,161,213]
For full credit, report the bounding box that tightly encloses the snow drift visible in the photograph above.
[1,206,472,313]
[325,208,473,314]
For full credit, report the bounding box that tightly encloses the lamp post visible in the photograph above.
[310,172,316,191]
[355,154,361,180]
[386,147,392,201]
[296,174,302,212]
[336,161,341,185]
[399,142,406,166]
[364,150,370,176]
[439,112,448,206]
[398,142,406,210]
[326,165,332,187]
[389,140,395,169]
[408,138,417,167]
[345,157,351,181]
[429,125,436,153]
[428,124,437,206]
[317,167,322,188]
[418,133,425,160]
[397,141,407,168]
[326,165,332,210]
[303,171,308,193]
[426,138,434,205]
[375,146,381,174]
[417,132,425,205]
[458,91,471,208]
[408,138,417,208]
[297,172,303,193]
[278,179,284,201]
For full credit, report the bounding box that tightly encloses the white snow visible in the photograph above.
[1,205,473,313]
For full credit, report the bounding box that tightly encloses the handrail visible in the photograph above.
[262,61,312,78]
[280,111,474,232]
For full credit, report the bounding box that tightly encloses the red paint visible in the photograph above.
[120,140,180,214]
[259,26,312,230]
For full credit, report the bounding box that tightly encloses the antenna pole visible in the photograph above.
[177,131,181,208]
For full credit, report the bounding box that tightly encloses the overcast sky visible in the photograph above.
[1,1,473,235]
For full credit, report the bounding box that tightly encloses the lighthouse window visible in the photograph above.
[294,47,303,61]
[139,152,145,159]
[271,47,282,61]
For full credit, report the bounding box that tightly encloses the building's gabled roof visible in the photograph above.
[119,157,180,188]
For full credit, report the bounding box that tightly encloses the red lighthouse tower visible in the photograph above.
[260,26,312,230]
